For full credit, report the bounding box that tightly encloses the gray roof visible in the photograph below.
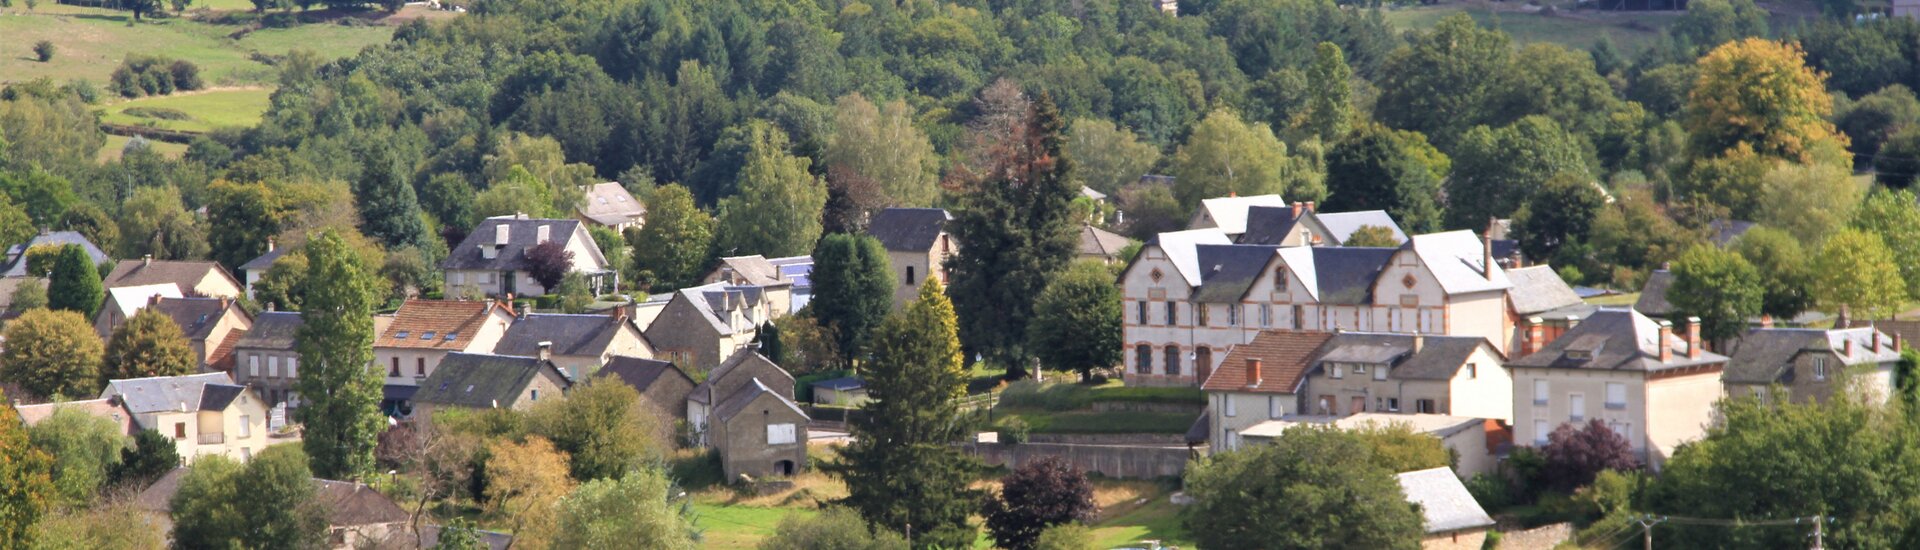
[1507,266,1585,316]
[689,350,791,404]
[1191,244,1281,303]
[102,372,236,414]
[414,353,570,408]
[441,217,607,272]
[713,377,807,423]
[1137,229,1234,286]
[493,313,627,358]
[1192,195,1287,235]
[3,232,110,277]
[577,182,646,226]
[1316,210,1406,245]
[149,297,240,339]
[1635,270,1675,316]
[1724,328,1901,384]
[866,208,951,252]
[1078,224,1131,259]
[1276,246,1398,305]
[198,384,245,411]
[234,311,303,351]
[1234,206,1310,246]
[1397,467,1496,533]
[595,356,690,391]
[239,246,289,272]
[1507,309,1726,372]
[712,255,791,287]
[1409,231,1510,295]
[1314,333,1493,381]
[1709,219,1755,247]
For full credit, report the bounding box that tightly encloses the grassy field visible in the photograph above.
[97,87,273,133]
[0,6,393,87]
[1383,3,1680,53]
[96,134,188,162]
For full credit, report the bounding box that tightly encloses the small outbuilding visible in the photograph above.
[809,377,870,407]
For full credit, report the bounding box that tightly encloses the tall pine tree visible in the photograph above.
[947,93,1078,377]
[355,147,431,252]
[809,233,893,367]
[824,280,980,548]
[293,231,385,480]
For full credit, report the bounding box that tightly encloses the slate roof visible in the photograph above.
[1234,206,1310,246]
[713,377,807,423]
[1409,231,1511,295]
[1275,246,1398,305]
[494,313,628,357]
[689,350,791,404]
[712,255,791,287]
[1724,328,1901,384]
[315,479,411,526]
[442,217,608,272]
[235,311,303,351]
[105,259,238,293]
[769,256,813,290]
[577,182,646,226]
[1635,270,1675,316]
[105,284,183,320]
[1507,266,1585,316]
[239,246,289,272]
[198,384,245,411]
[2,231,110,277]
[149,296,239,339]
[102,372,236,414]
[1397,467,1496,533]
[1193,194,1287,235]
[1313,333,1495,381]
[1190,244,1281,302]
[1138,229,1234,286]
[595,356,691,392]
[376,300,511,350]
[1079,186,1108,201]
[413,353,570,409]
[1203,331,1336,393]
[663,283,769,336]
[866,208,951,252]
[1077,224,1131,259]
[1507,308,1726,372]
[1316,210,1407,245]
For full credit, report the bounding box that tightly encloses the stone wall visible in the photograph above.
[1496,522,1572,550]
[1025,433,1187,445]
[965,442,1191,479]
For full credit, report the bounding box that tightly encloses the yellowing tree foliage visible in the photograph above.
[1685,39,1850,164]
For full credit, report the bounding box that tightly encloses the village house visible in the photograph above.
[1202,330,1334,451]
[1233,203,1407,247]
[687,350,796,443]
[410,352,572,418]
[1185,194,1288,239]
[492,310,652,380]
[1298,333,1511,422]
[101,372,276,464]
[237,239,287,299]
[231,311,302,408]
[441,215,614,298]
[1,229,110,277]
[1397,467,1498,549]
[104,257,245,299]
[1240,413,1500,477]
[703,255,800,318]
[707,378,810,478]
[1507,265,1597,359]
[1507,309,1727,468]
[641,283,775,371]
[575,181,647,232]
[137,468,414,549]
[1076,224,1132,263]
[375,300,516,387]
[1724,327,1901,404]
[98,295,253,373]
[94,283,184,338]
[1633,268,1677,320]
[865,207,955,307]
[11,397,135,435]
[594,356,696,419]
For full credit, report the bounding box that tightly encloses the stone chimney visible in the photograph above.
[1759,314,1773,329]
[1482,231,1495,281]
[1412,333,1425,354]
[1685,316,1702,360]
[1658,320,1674,363]
[1566,314,1582,329]
[1836,305,1852,329]
[537,341,552,362]
[1525,316,1545,356]
[1246,358,1262,388]
[142,254,152,267]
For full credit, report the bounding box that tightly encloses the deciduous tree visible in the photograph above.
[522,240,574,295]
[714,122,828,258]
[170,446,328,550]
[24,406,122,506]
[206,180,283,274]
[1756,162,1860,245]
[1668,245,1764,344]
[1169,109,1299,209]
[551,468,699,549]
[1324,123,1449,233]
[1027,261,1122,382]
[629,184,713,292]
[101,308,196,385]
[486,436,576,549]
[1730,226,1815,321]
[1065,118,1158,196]
[982,456,1096,550]
[1446,116,1590,230]
[0,393,52,549]
[1686,38,1848,164]
[525,379,667,482]
[1305,42,1353,141]
[758,506,906,550]
[1512,173,1609,263]
[1184,425,1422,550]
[1343,225,1401,247]
[108,429,179,488]
[827,94,939,208]
[1812,228,1909,320]
[1852,188,1920,296]
[295,230,385,481]
[0,308,101,400]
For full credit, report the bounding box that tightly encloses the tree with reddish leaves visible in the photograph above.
[523,240,575,294]
[982,456,1096,550]
[1541,419,1638,492]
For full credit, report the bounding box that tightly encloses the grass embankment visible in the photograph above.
[992,380,1204,435]
[97,134,188,162]
[97,88,274,133]
[0,6,393,86]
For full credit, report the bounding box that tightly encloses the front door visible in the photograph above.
[1350,396,1366,416]
[501,270,518,296]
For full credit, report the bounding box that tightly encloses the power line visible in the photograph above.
[1624,513,1833,550]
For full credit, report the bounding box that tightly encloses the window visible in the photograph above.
[1534,380,1549,406]
[174,423,186,439]
[1137,301,1148,324]
[1353,364,1366,375]
[1274,268,1288,292]
[1195,347,1212,375]
[1416,399,1435,413]
[239,415,251,438]
[1225,396,1237,417]
[249,356,260,378]
[481,272,495,284]
[421,331,435,340]
[530,389,539,401]
[1331,364,1345,379]
[1165,346,1182,376]
[1196,304,1210,326]
[389,357,400,377]
[451,272,464,285]
[768,423,797,444]
[1570,393,1586,422]
[1466,363,1477,379]
[1269,396,1283,418]
[287,358,297,378]
[241,447,251,461]
[1291,305,1303,330]
[1260,305,1271,327]
[416,358,426,377]
[905,266,916,285]
[1373,365,1388,381]
[1135,345,1153,374]
[1606,383,1627,409]
[1166,302,1178,325]
[1609,422,1633,441]
[1813,356,1828,381]
[1227,305,1238,326]
[395,331,410,339]
[1225,429,1239,450]
[1534,420,1549,446]
[1400,294,1419,307]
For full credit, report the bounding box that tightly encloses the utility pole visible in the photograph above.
[1633,514,1667,550]
[1811,515,1824,550]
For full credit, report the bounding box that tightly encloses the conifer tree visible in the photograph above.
[809,233,893,367]
[355,147,432,252]
[46,244,101,316]
[294,230,385,480]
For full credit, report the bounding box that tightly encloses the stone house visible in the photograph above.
[136,468,414,549]
[492,310,653,380]
[104,258,245,299]
[1202,330,1334,451]
[865,207,955,308]
[687,350,796,445]
[410,352,572,418]
[101,372,277,464]
[1725,327,1901,404]
[575,181,647,232]
[1397,467,1497,550]
[1233,203,1407,247]
[94,283,184,338]
[594,356,696,419]
[237,239,288,300]
[1507,309,1727,468]
[231,311,303,408]
[641,283,774,372]
[374,299,515,387]
[1507,265,1596,359]
[708,378,809,478]
[1076,224,1132,263]
[1299,333,1511,422]
[703,255,798,318]
[441,215,613,298]
[12,397,136,435]
[97,295,253,373]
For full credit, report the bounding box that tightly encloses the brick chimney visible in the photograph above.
[1525,316,1544,356]
[1246,358,1262,388]
[1871,331,1881,354]
[1844,337,1855,358]
[1657,320,1674,363]
[1759,314,1773,329]
[1304,201,1315,213]
[1291,202,1304,218]
[1685,316,1702,360]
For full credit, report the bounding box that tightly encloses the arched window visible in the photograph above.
[1135,345,1153,374]
[1165,346,1182,376]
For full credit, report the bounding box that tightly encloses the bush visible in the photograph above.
[108,56,201,98]
[33,40,54,62]
[1464,473,1513,512]
[62,79,99,104]
[995,416,1030,444]
[169,60,203,91]
[122,106,193,121]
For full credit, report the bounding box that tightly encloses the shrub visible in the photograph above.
[33,40,54,62]
[107,56,201,98]
[61,79,99,104]
[122,106,193,121]
[168,60,203,91]
[996,417,1030,445]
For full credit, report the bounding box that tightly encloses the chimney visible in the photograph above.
[266,301,276,312]
[1897,332,1905,353]
[38,226,48,236]
[1291,202,1304,217]
[1871,331,1882,354]
[148,293,164,306]
[537,341,552,362]
[1837,305,1852,329]
[1247,358,1262,387]
[1305,201,1315,213]
[1845,337,1855,358]
[1412,333,1425,354]
[266,238,275,253]
[1657,320,1674,363]
[1566,314,1582,329]
[143,254,152,267]
[1227,191,1237,198]
[1760,314,1774,329]
[1482,233,1496,281]
[1525,316,1544,356]
[1685,316,1702,360]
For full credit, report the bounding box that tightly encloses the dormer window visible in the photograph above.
[1567,350,1592,360]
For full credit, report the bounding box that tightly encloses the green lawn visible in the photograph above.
[97,88,273,133]
[1586,291,1640,307]
[695,503,815,548]
[97,134,188,162]
[998,408,1197,434]
[0,6,392,87]
[1383,4,1678,53]
[1090,496,1195,549]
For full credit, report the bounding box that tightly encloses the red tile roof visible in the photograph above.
[1203,330,1335,394]
[375,300,511,350]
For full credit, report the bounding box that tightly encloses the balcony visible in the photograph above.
[197,433,224,445]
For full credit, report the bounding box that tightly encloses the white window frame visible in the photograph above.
[1813,356,1828,381]
[248,356,260,378]
[767,423,797,445]
[1534,379,1549,406]
[1373,366,1388,381]
[1606,382,1627,410]
[1260,304,1271,327]
[1534,420,1549,446]
[1227,304,1238,326]
[1331,364,1345,379]
[1225,396,1237,417]
[287,358,297,378]
[268,356,279,378]
[1570,393,1586,422]
[238,415,251,438]
[1268,395,1282,418]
